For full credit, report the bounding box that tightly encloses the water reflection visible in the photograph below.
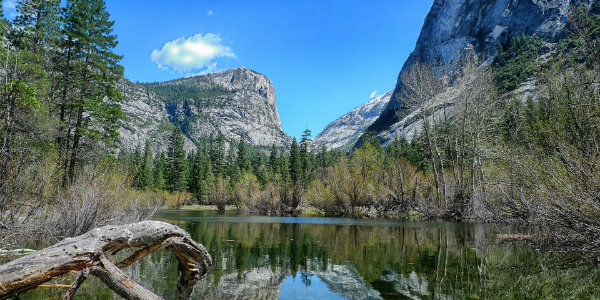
[20,211,600,300]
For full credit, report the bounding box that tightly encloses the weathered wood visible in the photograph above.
[0,220,212,300]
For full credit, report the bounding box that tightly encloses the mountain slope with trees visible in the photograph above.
[118,67,290,153]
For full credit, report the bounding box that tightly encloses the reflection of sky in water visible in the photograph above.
[279,272,349,300]
[159,211,473,229]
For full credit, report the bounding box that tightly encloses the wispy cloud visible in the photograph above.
[369,91,377,98]
[151,33,235,73]
[207,10,214,16]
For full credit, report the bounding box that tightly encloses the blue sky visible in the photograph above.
[5,0,433,139]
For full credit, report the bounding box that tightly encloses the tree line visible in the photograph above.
[123,4,600,247]
[124,128,343,213]
[0,0,159,244]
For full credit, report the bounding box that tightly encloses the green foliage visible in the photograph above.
[167,127,188,191]
[55,0,124,182]
[153,152,167,190]
[289,138,301,183]
[136,139,154,188]
[2,80,39,109]
[144,77,232,107]
[207,132,226,176]
[235,136,251,173]
[493,35,543,92]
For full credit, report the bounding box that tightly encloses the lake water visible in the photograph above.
[21,210,600,299]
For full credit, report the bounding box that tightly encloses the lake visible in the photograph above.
[21,210,600,299]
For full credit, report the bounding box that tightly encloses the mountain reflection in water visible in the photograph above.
[21,210,600,300]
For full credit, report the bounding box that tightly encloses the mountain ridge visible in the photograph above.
[118,67,290,152]
[314,90,392,150]
[363,0,592,145]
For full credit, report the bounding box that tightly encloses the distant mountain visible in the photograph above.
[364,0,591,144]
[118,68,290,152]
[314,91,392,150]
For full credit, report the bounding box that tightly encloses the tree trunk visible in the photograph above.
[0,221,212,300]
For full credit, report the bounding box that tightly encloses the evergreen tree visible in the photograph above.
[254,152,268,185]
[131,146,141,185]
[200,160,215,204]
[14,0,61,51]
[0,1,7,37]
[317,145,328,168]
[57,0,124,184]
[167,127,187,191]
[187,148,202,198]
[209,132,226,176]
[268,144,279,175]
[137,139,153,188]
[289,138,302,183]
[236,135,251,172]
[279,147,289,180]
[153,152,166,190]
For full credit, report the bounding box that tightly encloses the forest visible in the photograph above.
[0,0,599,251]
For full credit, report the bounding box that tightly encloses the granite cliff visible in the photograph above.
[314,91,392,150]
[363,0,591,145]
[118,68,289,152]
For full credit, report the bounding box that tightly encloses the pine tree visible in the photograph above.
[57,0,124,184]
[268,144,279,175]
[317,145,328,168]
[209,132,226,176]
[167,127,187,192]
[14,0,61,51]
[137,139,153,188]
[187,149,201,198]
[131,146,141,185]
[279,147,289,181]
[200,160,215,204]
[153,152,166,190]
[289,138,301,183]
[236,135,251,172]
[254,152,268,185]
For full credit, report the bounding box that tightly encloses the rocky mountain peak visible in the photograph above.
[118,68,289,152]
[387,0,590,112]
[314,91,393,150]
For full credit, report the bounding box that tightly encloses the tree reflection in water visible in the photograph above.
[21,211,600,300]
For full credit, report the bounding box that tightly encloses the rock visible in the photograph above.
[367,0,591,142]
[118,68,290,152]
[117,79,195,153]
[390,0,589,111]
[314,90,392,150]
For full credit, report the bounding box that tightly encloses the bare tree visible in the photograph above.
[401,62,448,206]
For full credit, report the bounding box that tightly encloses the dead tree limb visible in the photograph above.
[0,220,212,300]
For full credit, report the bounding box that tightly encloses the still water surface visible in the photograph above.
[23,210,600,299]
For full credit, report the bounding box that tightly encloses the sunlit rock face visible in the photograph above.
[364,0,591,144]
[118,67,290,152]
[162,68,290,147]
[314,91,392,150]
[117,79,195,153]
[388,0,589,111]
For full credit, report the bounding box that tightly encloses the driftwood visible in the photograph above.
[0,220,212,300]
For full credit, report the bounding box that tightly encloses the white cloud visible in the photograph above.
[207,10,214,16]
[185,63,218,78]
[151,33,235,73]
[369,91,377,98]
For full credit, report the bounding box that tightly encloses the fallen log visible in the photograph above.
[0,220,212,300]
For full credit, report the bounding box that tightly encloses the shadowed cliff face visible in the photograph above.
[118,68,289,151]
[368,0,590,142]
